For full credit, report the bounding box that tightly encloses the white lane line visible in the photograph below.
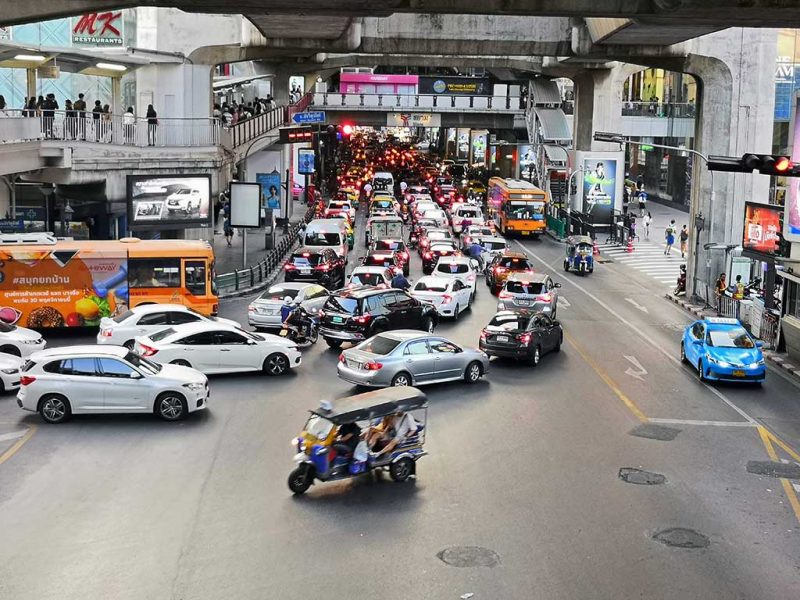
[648,418,756,427]
[0,430,28,443]
[514,239,759,424]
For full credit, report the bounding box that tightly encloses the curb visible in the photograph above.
[218,262,288,299]
[664,292,707,319]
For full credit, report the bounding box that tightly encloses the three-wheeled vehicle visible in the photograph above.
[288,387,428,495]
[564,235,594,275]
[365,215,404,248]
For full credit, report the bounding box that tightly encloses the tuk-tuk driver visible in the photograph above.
[373,411,418,457]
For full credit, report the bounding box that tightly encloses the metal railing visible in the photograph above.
[0,109,221,147]
[228,106,286,148]
[558,100,695,119]
[312,92,524,111]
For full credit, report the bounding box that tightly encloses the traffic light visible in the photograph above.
[342,124,353,136]
[707,154,797,176]
[278,126,313,144]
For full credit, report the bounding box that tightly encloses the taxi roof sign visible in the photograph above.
[705,317,739,325]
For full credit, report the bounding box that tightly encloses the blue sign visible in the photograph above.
[292,111,326,124]
[256,171,283,219]
[0,219,24,231]
[298,149,316,175]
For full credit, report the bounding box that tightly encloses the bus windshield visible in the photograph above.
[506,200,545,220]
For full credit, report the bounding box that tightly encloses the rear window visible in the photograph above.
[350,272,385,286]
[483,240,507,251]
[489,314,530,331]
[364,255,396,267]
[148,327,176,342]
[305,232,341,246]
[290,253,323,266]
[430,245,455,254]
[458,208,481,218]
[374,240,403,251]
[358,335,401,356]
[329,202,348,210]
[112,310,134,324]
[259,287,300,301]
[506,281,545,294]
[414,280,448,292]
[498,256,531,269]
[436,263,469,275]
[428,231,450,240]
[324,296,359,314]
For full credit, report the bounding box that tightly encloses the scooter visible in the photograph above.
[674,264,686,296]
[279,305,319,347]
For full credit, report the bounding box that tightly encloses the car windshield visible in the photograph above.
[506,281,545,294]
[324,296,359,314]
[176,189,191,195]
[126,351,162,374]
[259,287,300,301]
[414,280,448,292]
[488,314,530,331]
[291,253,323,266]
[436,263,469,275]
[112,310,134,324]
[498,256,531,269]
[149,327,176,342]
[305,415,334,441]
[0,322,16,333]
[358,335,402,355]
[305,232,341,246]
[707,327,755,348]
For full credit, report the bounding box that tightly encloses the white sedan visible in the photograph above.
[431,256,481,299]
[0,352,23,393]
[97,304,240,348]
[134,322,301,376]
[420,208,448,228]
[346,266,393,288]
[409,276,472,320]
[0,322,46,358]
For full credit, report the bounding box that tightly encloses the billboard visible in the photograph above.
[386,112,441,128]
[582,156,619,226]
[470,130,488,166]
[419,76,490,95]
[0,248,128,328]
[298,149,316,174]
[256,171,283,219]
[786,93,800,242]
[127,175,212,230]
[742,201,782,258]
[71,12,124,46]
[230,182,262,229]
[518,144,535,179]
[0,26,11,41]
[456,128,470,161]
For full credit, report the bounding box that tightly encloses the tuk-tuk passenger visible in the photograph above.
[333,421,361,457]
[373,411,418,457]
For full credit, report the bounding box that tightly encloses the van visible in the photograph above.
[371,172,395,193]
[302,219,349,262]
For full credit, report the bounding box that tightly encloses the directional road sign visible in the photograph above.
[292,111,326,124]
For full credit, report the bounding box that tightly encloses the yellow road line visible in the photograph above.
[564,330,648,423]
[765,429,800,464]
[757,425,800,525]
[0,424,36,467]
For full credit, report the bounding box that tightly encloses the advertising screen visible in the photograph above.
[786,94,800,242]
[519,144,535,179]
[743,201,782,257]
[230,182,262,229]
[298,149,316,175]
[256,171,283,219]
[127,175,211,230]
[582,157,617,226]
[419,76,490,95]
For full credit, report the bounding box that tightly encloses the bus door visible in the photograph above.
[182,258,217,315]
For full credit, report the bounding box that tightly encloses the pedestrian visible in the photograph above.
[622,185,630,215]
[42,93,57,138]
[146,104,158,146]
[643,211,652,239]
[102,103,112,142]
[123,106,135,144]
[733,275,745,300]
[73,93,86,139]
[664,219,676,255]
[715,272,727,314]
[212,103,222,123]
[637,189,647,217]
[0,95,6,115]
[35,95,44,116]
[92,100,103,141]
[679,224,689,258]
[64,99,76,139]
[224,214,233,247]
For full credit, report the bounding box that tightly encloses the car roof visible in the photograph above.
[352,266,391,274]
[499,250,528,258]
[507,272,546,283]
[31,345,129,361]
[266,282,318,292]
[436,255,471,263]
[380,329,437,342]
[416,275,452,286]
[701,317,742,328]
[333,286,396,298]
[294,246,326,255]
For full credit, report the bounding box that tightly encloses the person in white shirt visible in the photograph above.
[373,411,418,457]
[399,181,408,194]
[123,106,135,144]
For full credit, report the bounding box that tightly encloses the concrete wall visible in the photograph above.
[135,64,214,119]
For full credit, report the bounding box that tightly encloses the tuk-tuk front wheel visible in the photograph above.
[390,458,414,482]
[288,465,314,494]
[563,260,570,272]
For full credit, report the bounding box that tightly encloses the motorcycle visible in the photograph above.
[408,231,419,250]
[674,264,686,296]
[280,305,319,347]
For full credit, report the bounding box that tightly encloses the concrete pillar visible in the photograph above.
[26,68,37,101]
[110,77,121,115]
[135,63,214,119]
[272,66,292,106]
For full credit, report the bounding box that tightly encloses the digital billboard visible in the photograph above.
[127,175,212,230]
[230,182,262,229]
[786,93,800,242]
[582,157,618,226]
[742,201,782,258]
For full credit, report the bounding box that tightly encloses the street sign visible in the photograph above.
[292,111,326,124]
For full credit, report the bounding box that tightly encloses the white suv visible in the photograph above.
[17,345,208,424]
[166,188,202,214]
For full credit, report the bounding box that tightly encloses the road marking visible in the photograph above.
[0,430,28,443]
[757,425,800,524]
[648,418,756,427]
[0,424,36,467]
[564,331,648,423]
[623,355,648,381]
[624,298,649,313]
[557,296,571,308]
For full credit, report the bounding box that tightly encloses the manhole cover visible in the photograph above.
[437,546,500,568]
[652,528,710,549]
[746,460,800,479]
[629,423,680,441]
[619,467,667,485]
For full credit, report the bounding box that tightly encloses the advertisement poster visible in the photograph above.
[456,128,470,161]
[256,171,282,219]
[742,202,782,257]
[582,157,617,225]
[786,95,800,242]
[419,77,490,95]
[518,144,535,179]
[71,12,124,46]
[470,130,487,166]
[386,113,442,128]
[127,175,211,230]
[0,248,128,328]
[298,149,316,175]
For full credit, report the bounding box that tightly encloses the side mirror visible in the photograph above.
[554,282,562,288]
[552,320,561,327]
[756,341,764,348]
[130,371,143,379]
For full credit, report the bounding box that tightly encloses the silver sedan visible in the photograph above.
[337,330,489,388]
[248,283,330,329]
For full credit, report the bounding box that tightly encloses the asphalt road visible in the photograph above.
[1,217,799,599]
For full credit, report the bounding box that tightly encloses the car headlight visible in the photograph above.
[183,382,205,391]
[1,368,17,374]
[21,339,40,345]
[747,360,765,369]
[707,356,731,368]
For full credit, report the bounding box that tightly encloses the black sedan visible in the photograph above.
[422,241,460,275]
[479,310,562,366]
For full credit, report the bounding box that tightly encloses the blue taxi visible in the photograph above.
[681,317,765,384]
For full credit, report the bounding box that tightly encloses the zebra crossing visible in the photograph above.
[598,240,685,286]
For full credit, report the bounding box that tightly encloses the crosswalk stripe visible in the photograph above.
[598,239,686,285]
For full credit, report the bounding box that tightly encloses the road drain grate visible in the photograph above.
[619,467,667,485]
[746,460,800,479]
[629,423,681,441]
[437,546,500,568]
[653,528,710,548]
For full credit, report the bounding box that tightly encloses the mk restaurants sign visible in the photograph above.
[72,12,124,46]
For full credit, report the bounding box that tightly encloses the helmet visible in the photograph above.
[283,296,292,304]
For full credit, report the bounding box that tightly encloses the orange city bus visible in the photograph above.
[0,233,218,329]
[488,177,548,238]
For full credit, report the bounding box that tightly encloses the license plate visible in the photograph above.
[332,316,344,323]
[497,335,509,343]
[522,231,530,236]
[279,329,288,337]
[732,370,745,377]
[347,359,362,369]
[300,268,311,275]
[516,299,530,306]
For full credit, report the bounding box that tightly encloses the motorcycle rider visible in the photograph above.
[284,303,315,341]
[391,270,411,290]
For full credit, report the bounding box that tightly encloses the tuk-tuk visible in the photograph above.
[288,387,428,494]
[365,215,404,248]
[564,235,594,275]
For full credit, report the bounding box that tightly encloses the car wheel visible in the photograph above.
[0,345,21,357]
[697,360,705,382]
[530,345,542,367]
[404,266,409,277]
[554,334,562,352]
[288,464,313,494]
[391,371,412,387]
[123,339,135,350]
[325,338,342,349]
[39,394,71,424]
[421,317,435,334]
[453,304,460,321]
[680,342,687,364]
[170,359,191,367]
[564,260,570,272]
[156,392,187,421]
[390,457,414,482]
[264,353,290,376]
[464,361,482,383]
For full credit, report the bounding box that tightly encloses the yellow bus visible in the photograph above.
[0,233,218,329]
[488,177,548,237]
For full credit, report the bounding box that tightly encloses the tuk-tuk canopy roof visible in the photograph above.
[567,235,594,246]
[311,387,428,424]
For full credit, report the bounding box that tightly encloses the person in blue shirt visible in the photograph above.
[280,296,295,323]
[391,271,410,290]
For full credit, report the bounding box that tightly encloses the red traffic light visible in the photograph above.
[775,156,791,172]
[342,124,353,136]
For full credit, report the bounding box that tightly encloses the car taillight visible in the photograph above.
[498,291,512,299]
[316,263,331,271]
[284,263,296,271]
[538,293,552,302]
[248,306,256,312]
[318,310,325,318]
[354,313,372,325]
[480,331,487,341]
[338,353,345,363]
[20,375,36,386]
[467,274,476,281]
[518,333,531,345]
[140,344,158,357]
[101,329,112,337]
[424,252,432,259]
[443,294,453,304]
[364,360,383,370]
